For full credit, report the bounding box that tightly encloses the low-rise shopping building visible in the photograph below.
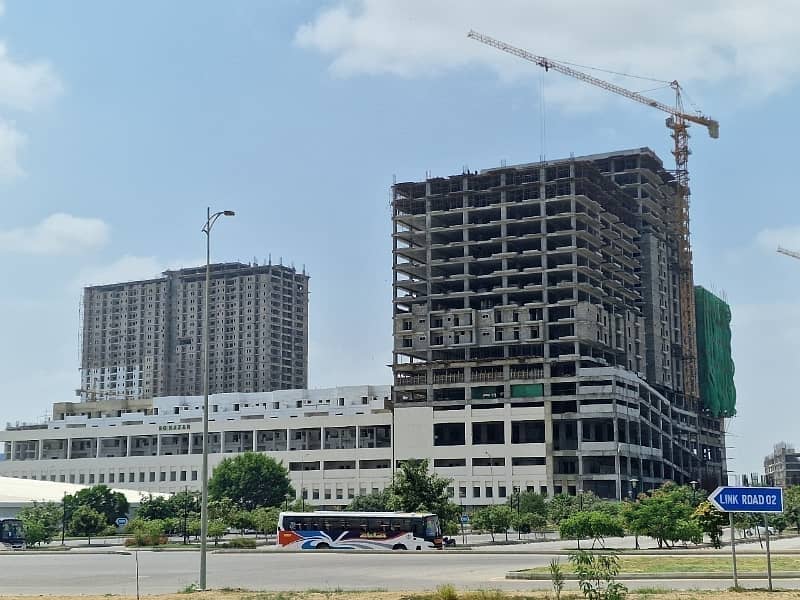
[1,372,679,507]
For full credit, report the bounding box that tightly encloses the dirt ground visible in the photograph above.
[2,590,800,600]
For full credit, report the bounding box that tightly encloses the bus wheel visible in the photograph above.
[392,544,407,551]
[316,542,330,550]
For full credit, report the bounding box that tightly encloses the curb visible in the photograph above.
[0,550,131,556]
[507,571,800,581]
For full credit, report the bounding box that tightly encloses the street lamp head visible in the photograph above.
[223,210,235,216]
[690,480,698,489]
[631,478,639,488]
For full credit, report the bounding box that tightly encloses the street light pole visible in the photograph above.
[199,207,235,591]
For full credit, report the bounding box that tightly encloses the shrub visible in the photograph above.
[569,550,627,600]
[434,584,459,600]
[222,537,256,549]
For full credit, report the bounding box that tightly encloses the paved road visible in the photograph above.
[1,551,799,595]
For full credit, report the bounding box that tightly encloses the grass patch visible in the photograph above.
[521,555,800,575]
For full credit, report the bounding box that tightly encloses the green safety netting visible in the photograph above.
[694,286,736,417]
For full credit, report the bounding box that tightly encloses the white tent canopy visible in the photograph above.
[0,476,165,518]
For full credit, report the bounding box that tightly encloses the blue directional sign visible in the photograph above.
[709,486,783,513]
[115,517,129,527]
[460,515,470,524]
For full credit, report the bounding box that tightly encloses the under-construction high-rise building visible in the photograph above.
[80,262,309,401]
[391,148,730,498]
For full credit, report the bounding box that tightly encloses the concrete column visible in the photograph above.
[37,440,43,461]
[251,430,256,452]
[156,434,162,456]
[96,438,101,459]
[126,435,132,457]
[66,439,71,460]
[9,440,15,461]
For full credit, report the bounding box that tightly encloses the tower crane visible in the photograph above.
[468,30,720,402]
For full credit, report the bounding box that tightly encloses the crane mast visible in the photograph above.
[468,30,720,404]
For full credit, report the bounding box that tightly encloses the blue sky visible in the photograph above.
[0,0,797,477]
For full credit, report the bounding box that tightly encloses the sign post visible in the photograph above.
[729,512,738,588]
[764,515,773,592]
[709,486,783,591]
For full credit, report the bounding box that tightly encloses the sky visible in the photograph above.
[0,0,798,477]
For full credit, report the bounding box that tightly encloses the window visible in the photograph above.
[472,486,481,498]
[191,470,198,481]
[472,421,504,444]
[498,486,507,498]
[459,486,467,498]
[433,458,466,467]
[433,422,465,446]
[512,420,545,444]
[485,486,493,498]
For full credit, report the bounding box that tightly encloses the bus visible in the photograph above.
[277,511,442,551]
[0,519,25,550]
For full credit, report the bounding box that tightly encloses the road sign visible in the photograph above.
[460,515,469,524]
[708,486,783,513]
[115,517,129,527]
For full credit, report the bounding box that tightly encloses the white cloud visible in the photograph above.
[0,41,62,112]
[0,118,25,179]
[296,0,800,105]
[755,226,800,254]
[727,302,800,476]
[76,255,203,288]
[0,213,109,256]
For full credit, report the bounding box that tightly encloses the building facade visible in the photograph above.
[764,443,800,488]
[391,149,727,498]
[80,262,308,400]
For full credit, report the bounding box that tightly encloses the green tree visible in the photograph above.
[208,497,237,526]
[692,501,727,548]
[230,509,255,535]
[135,495,173,521]
[347,489,391,511]
[17,501,62,546]
[69,505,107,545]
[547,492,601,525]
[251,506,279,539]
[22,520,48,547]
[207,519,227,546]
[509,489,547,517]
[65,485,129,527]
[472,505,514,542]
[512,511,547,536]
[622,483,698,548]
[559,511,625,549]
[209,452,293,510]
[785,486,800,533]
[388,459,460,530]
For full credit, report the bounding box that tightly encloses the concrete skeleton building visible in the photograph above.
[80,262,308,401]
[764,443,800,488]
[0,147,733,506]
[392,148,728,498]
